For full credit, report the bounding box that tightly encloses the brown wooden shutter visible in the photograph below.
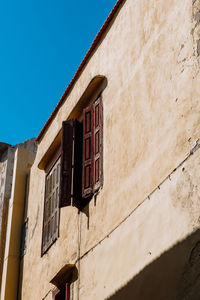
[42,183,48,252]
[42,158,60,254]
[82,105,94,197]
[52,159,60,241]
[93,97,103,193]
[60,120,74,207]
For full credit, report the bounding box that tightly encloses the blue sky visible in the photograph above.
[0,0,117,145]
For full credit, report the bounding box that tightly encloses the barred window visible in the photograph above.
[42,157,60,254]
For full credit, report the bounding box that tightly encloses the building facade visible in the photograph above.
[1,0,200,299]
[0,139,37,299]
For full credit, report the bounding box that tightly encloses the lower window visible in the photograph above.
[53,283,70,300]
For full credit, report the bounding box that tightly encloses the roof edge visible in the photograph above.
[36,0,125,143]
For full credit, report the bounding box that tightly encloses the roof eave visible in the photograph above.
[36,0,125,143]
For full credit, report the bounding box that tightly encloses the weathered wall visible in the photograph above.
[77,145,200,300]
[0,154,8,232]
[0,148,15,290]
[0,153,8,288]
[0,147,36,300]
[0,139,37,299]
[20,0,200,299]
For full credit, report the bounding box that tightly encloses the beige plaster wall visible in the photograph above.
[0,148,16,292]
[0,155,8,289]
[78,145,200,300]
[20,0,200,299]
[0,157,8,237]
[0,147,36,300]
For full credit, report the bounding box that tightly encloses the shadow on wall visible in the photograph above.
[107,229,200,300]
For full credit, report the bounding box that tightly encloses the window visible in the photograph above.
[53,283,70,300]
[42,96,103,253]
[82,97,103,197]
[60,120,82,207]
[50,264,76,300]
[60,96,103,205]
[42,158,60,254]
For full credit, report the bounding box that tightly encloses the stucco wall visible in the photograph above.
[20,0,200,299]
[0,156,8,229]
[0,154,8,288]
[0,140,37,300]
[0,148,15,290]
[77,145,200,300]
